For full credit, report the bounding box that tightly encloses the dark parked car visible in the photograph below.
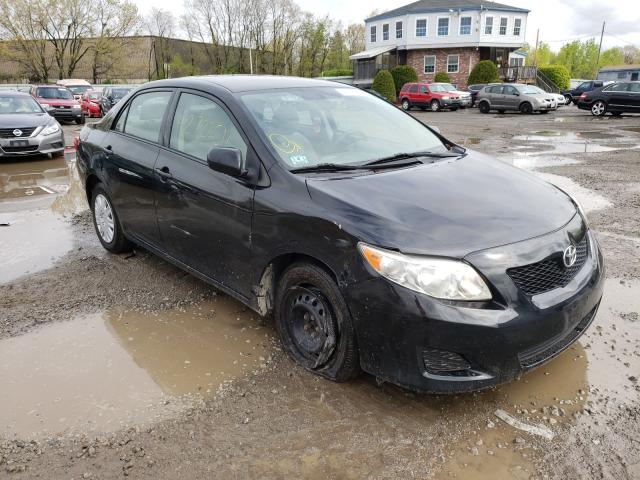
[562,80,610,105]
[100,87,134,114]
[77,76,604,393]
[467,84,487,106]
[30,84,84,124]
[0,91,65,157]
[577,81,640,116]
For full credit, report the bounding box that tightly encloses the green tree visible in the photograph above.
[530,42,553,66]
[467,60,499,84]
[538,65,570,90]
[371,69,396,102]
[599,47,624,67]
[554,39,599,78]
[390,65,418,95]
[434,71,450,83]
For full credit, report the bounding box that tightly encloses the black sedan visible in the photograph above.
[578,81,640,116]
[0,91,65,157]
[77,76,604,393]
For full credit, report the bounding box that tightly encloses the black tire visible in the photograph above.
[91,184,132,253]
[401,98,411,111]
[430,99,441,112]
[75,115,85,125]
[478,101,490,114]
[519,102,533,114]
[275,263,360,382]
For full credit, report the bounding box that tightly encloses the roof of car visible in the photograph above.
[141,75,344,93]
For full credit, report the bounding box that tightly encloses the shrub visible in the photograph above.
[538,65,570,90]
[434,71,451,83]
[371,69,396,102]
[322,68,353,77]
[467,60,500,85]
[390,65,418,95]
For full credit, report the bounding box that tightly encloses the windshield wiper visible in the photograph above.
[362,150,462,167]
[290,163,364,174]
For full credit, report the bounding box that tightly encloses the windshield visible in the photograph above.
[440,83,457,91]
[0,96,43,114]
[240,87,446,169]
[37,87,74,100]
[112,89,132,100]
[68,85,91,95]
[429,85,448,92]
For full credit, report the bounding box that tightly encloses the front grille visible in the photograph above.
[518,304,598,369]
[0,127,37,138]
[2,145,38,153]
[507,235,588,296]
[422,348,471,374]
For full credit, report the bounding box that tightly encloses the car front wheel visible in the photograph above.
[591,101,607,116]
[275,263,360,382]
[91,185,132,253]
[430,100,441,112]
[519,102,533,114]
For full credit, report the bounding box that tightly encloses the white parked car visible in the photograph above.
[552,93,568,106]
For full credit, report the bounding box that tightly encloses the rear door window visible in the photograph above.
[123,91,172,143]
[409,85,419,93]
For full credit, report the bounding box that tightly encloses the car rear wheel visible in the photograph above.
[275,263,360,382]
[519,102,533,114]
[401,99,411,110]
[591,101,607,116]
[478,101,490,114]
[91,185,132,253]
[430,100,441,112]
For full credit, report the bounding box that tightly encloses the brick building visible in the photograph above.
[350,0,530,89]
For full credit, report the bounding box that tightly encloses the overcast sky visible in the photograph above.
[134,0,640,51]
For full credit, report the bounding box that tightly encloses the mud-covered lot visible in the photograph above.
[1,107,639,479]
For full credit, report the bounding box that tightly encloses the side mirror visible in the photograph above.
[207,147,245,177]
[514,92,520,96]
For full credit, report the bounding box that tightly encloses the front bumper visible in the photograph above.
[458,96,472,107]
[0,127,65,156]
[345,219,604,393]
[47,108,83,121]
[441,99,461,108]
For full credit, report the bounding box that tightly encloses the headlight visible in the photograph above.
[72,104,81,109]
[358,243,492,301]
[442,96,450,100]
[41,103,54,110]
[41,123,60,135]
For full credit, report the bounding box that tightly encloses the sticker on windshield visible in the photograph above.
[268,133,303,155]
[289,155,309,166]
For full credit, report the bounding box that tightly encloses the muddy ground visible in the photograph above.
[0,107,639,479]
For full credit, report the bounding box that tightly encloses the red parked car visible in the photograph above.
[81,90,103,118]
[30,84,85,124]
[399,82,462,112]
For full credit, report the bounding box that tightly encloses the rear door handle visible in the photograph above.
[156,166,173,180]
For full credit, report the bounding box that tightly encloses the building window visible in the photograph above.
[370,25,376,42]
[382,24,389,40]
[424,55,436,74]
[484,17,493,34]
[509,57,524,66]
[447,54,459,73]
[499,18,508,35]
[416,19,427,37]
[459,16,472,35]
[513,18,522,36]
[396,21,403,38]
[438,18,449,36]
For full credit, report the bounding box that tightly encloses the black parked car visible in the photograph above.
[562,80,609,105]
[466,84,487,106]
[77,76,604,393]
[577,81,640,116]
[100,87,134,114]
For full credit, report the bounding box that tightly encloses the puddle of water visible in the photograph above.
[0,155,87,283]
[537,172,612,213]
[511,155,582,170]
[511,130,638,156]
[0,297,272,439]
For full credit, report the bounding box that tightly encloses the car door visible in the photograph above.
[605,83,629,109]
[627,82,640,110]
[502,85,519,110]
[154,90,256,296]
[418,85,431,106]
[407,84,419,104]
[488,85,505,108]
[101,89,174,246]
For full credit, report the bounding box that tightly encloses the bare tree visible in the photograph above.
[145,7,175,79]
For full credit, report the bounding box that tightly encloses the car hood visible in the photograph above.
[0,113,52,128]
[305,151,577,258]
[452,90,471,97]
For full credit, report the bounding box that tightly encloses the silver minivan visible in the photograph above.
[476,84,557,114]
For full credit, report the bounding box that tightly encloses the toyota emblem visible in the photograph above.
[13,129,22,137]
[563,245,577,268]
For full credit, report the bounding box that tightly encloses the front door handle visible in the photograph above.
[156,166,173,180]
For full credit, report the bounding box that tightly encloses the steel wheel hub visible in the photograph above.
[94,193,115,243]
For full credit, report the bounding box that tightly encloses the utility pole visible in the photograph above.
[533,29,539,66]
[595,21,605,79]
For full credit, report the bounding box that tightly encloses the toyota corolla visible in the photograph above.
[77,76,604,393]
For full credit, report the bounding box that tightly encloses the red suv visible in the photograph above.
[30,85,85,124]
[399,83,462,112]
